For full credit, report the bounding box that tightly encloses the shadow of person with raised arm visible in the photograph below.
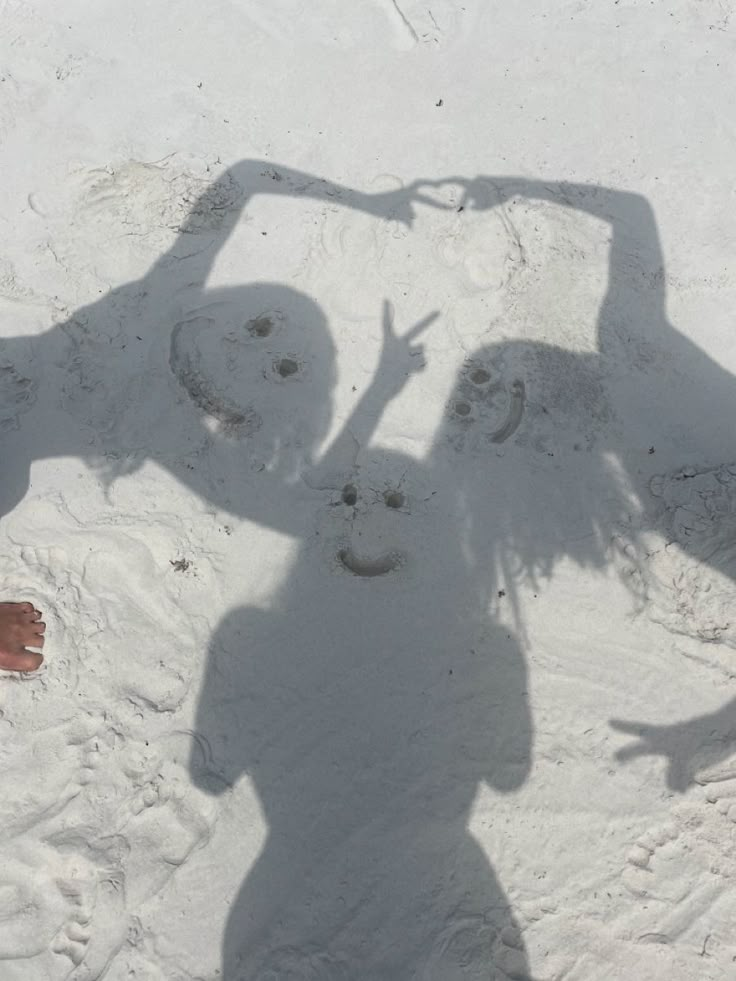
[0,162,441,674]
[5,159,736,975]
[2,163,535,976]
[192,295,534,980]
[0,161,440,530]
[438,176,736,802]
[185,171,736,977]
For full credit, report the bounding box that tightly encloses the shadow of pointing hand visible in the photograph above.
[611,696,736,793]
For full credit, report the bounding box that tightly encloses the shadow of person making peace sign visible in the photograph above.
[0,161,443,527]
[1,163,534,976]
[192,298,534,980]
[188,174,736,978]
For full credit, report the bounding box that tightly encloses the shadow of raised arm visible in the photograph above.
[146,160,451,291]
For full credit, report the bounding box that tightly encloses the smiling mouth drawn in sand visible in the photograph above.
[338,546,404,577]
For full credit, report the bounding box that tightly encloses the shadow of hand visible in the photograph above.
[611,697,736,792]
[359,180,455,227]
[375,300,437,399]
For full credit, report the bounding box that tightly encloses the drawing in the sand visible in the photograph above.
[3,161,736,978]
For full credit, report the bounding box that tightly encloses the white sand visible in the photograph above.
[1,2,736,978]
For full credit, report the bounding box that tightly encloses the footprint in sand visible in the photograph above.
[623,821,690,902]
[704,777,736,824]
[0,843,126,981]
[50,731,217,908]
[0,713,104,839]
[9,734,218,979]
[115,755,215,907]
[621,802,736,950]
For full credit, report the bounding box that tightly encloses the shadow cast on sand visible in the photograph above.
[3,162,736,977]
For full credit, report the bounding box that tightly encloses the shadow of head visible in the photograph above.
[168,281,337,474]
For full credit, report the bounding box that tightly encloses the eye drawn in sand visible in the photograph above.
[272,356,301,380]
[383,489,405,510]
[469,367,491,386]
[341,483,358,506]
[246,311,282,338]
[452,399,472,419]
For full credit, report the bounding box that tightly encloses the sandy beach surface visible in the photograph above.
[1,2,736,978]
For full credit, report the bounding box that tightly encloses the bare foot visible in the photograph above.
[0,602,45,672]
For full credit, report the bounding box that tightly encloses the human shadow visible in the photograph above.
[193,300,534,979]
[462,178,736,797]
[0,161,441,526]
[2,162,534,977]
[189,174,736,977]
[4,162,736,976]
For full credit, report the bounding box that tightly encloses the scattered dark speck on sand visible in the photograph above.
[498,589,506,598]
[648,446,655,454]
[436,98,443,107]
[170,558,191,572]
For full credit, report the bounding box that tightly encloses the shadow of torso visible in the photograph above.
[195,446,532,980]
